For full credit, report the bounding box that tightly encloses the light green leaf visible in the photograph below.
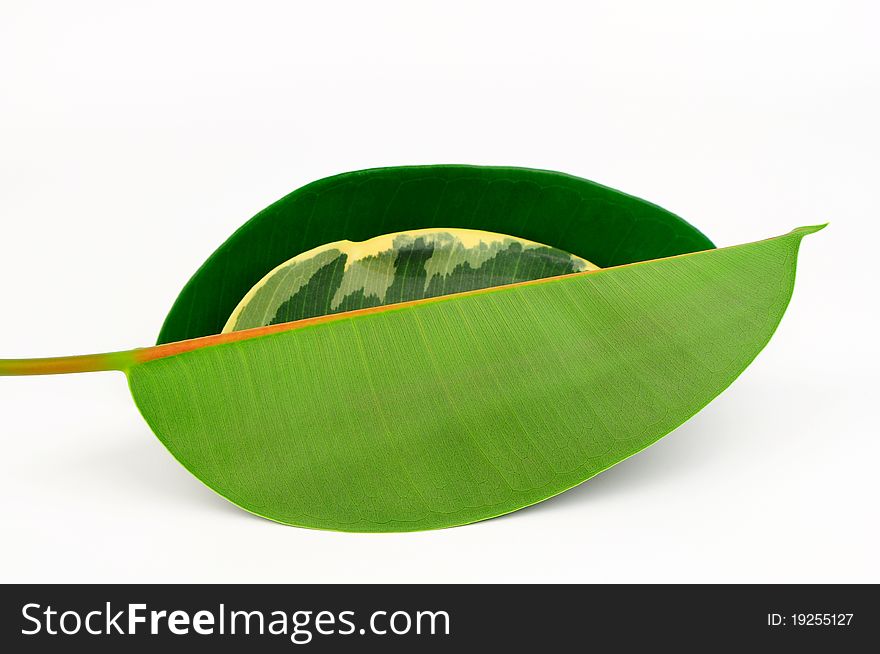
[0,165,823,532]
[127,225,823,531]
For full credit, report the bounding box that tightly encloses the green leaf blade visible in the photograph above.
[129,227,817,532]
[158,166,713,344]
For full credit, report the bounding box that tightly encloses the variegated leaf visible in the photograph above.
[223,228,598,332]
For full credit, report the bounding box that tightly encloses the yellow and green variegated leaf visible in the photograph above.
[223,228,598,332]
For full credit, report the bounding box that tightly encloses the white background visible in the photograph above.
[1,1,877,583]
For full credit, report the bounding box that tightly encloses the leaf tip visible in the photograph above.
[793,223,829,236]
